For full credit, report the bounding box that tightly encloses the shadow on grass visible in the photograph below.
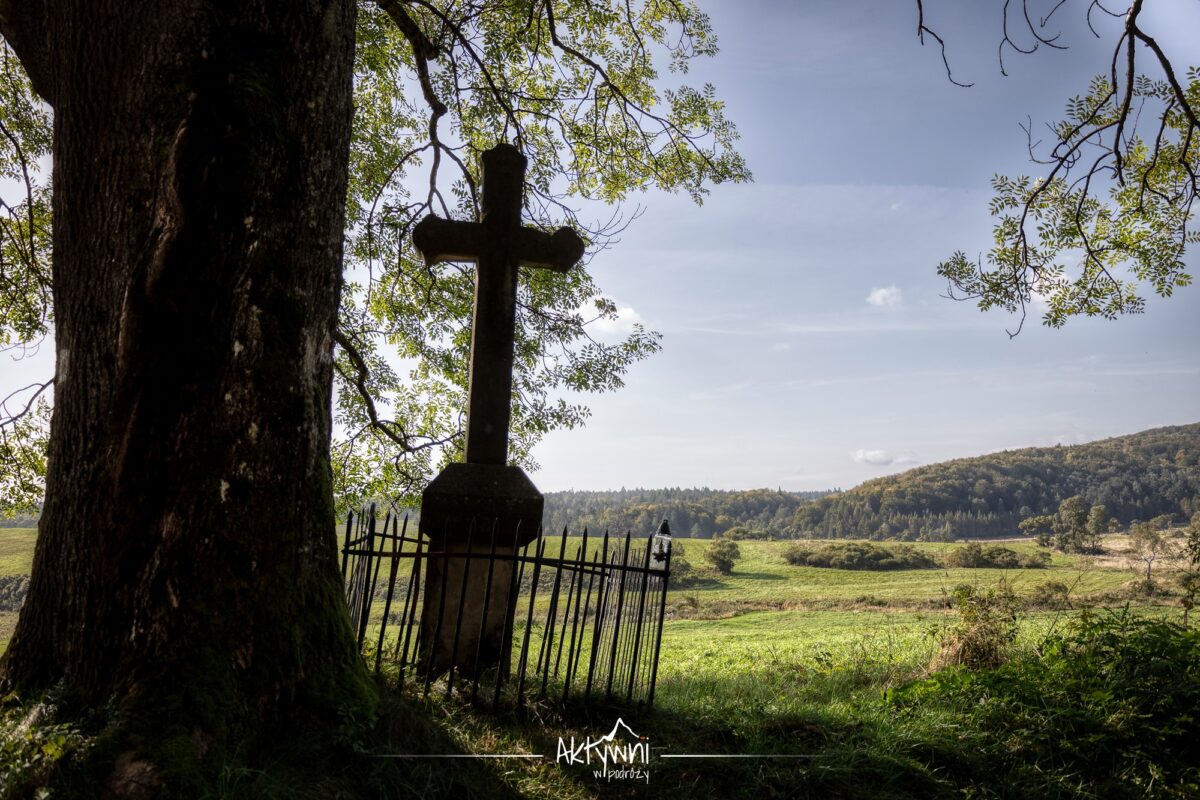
[393,693,957,800]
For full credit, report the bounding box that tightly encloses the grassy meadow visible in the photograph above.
[664,537,1132,607]
[3,526,1197,798]
[0,527,35,653]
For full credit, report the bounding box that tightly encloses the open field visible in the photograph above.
[0,527,35,577]
[3,525,1195,798]
[3,526,1178,658]
[0,527,36,652]
[664,537,1137,608]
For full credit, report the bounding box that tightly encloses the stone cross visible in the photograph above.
[412,143,584,466]
[414,143,584,680]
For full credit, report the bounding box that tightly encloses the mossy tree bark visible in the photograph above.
[0,0,374,785]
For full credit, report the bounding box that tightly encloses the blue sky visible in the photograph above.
[531,0,1200,491]
[2,1,1196,495]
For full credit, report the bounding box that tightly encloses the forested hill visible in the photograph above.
[544,424,1199,541]
[791,423,1200,541]
[542,487,832,539]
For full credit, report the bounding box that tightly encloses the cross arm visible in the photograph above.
[513,226,585,273]
[412,215,485,264]
[412,214,585,273]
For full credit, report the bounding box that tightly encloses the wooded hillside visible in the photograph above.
[544,424,1199,540]
[542,487,831,538]
[793,423,1199,540]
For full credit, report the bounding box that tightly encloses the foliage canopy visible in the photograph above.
[0,1,749,513]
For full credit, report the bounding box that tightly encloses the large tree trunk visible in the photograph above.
[0,0,371,784]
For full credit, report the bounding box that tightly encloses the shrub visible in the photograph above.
[722,526,771,540]
[891,610,1200,798]
[705,538,741,575]
[945,543,1050,569]
[669,554,693,576]
[1028,580,1071,609]
[1017,550,1052,568]
[930,580,1019,671]
[784,541,939,570]
[1180,571,1200,623]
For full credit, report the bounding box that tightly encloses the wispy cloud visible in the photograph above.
[1085,366,1200,378]
[771,320,954,334]
[687,381,754,402]
[866,285,904,308]
[851,448,918,467]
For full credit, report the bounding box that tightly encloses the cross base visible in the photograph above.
[417,463,544,680]
[419,463,544,548]
[417,544,520,682]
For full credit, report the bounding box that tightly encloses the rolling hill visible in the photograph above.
[544,423,1200,541]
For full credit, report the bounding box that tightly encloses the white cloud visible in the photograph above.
[866,285,903,308]
[589,305,644,335]
[771,342,791,352]
[851,448,918,467]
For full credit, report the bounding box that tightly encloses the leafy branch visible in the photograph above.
[923,0,1197,334]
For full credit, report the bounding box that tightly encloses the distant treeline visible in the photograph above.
[542,487,833,539]
[794,424,1199,541]
[544,424,1200,541]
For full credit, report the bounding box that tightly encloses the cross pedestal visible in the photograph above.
[414,143,584,680]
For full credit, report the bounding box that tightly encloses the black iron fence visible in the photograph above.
[340,503,673,710]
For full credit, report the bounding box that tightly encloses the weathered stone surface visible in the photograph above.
[413,142,585,677]
[419,462,543,548]
[417,543,519,681]
[412,143,583,466]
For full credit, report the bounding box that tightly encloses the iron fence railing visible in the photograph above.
[340,503,673,710]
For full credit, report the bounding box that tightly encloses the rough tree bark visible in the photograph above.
[0,0,373,786]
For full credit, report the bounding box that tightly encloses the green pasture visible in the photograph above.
[4,524,1197,798]
[2,529,1160,659]
[0,527,35,652]
[351,531,1139,608]
[670,537,1134,606]
[0,527,35,577]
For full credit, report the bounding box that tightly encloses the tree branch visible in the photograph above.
[332,327,415,452]
[915,0,974,87]
[0,377,53,427]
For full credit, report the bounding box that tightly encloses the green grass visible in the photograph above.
[4,526,1195,798]
[0,527,36,578]
[668,537,1135,613]
[0,528,35,651]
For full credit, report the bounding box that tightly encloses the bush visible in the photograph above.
[1018,549,1052,568]
[1028,580,1071,609]
[784,541,939,570]
[721,526,771,540]
[669,555,694,583]
[945,542,1050,569]
[705,538,741,575]
[891,610,1200,798]
[930,580,1020,671]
